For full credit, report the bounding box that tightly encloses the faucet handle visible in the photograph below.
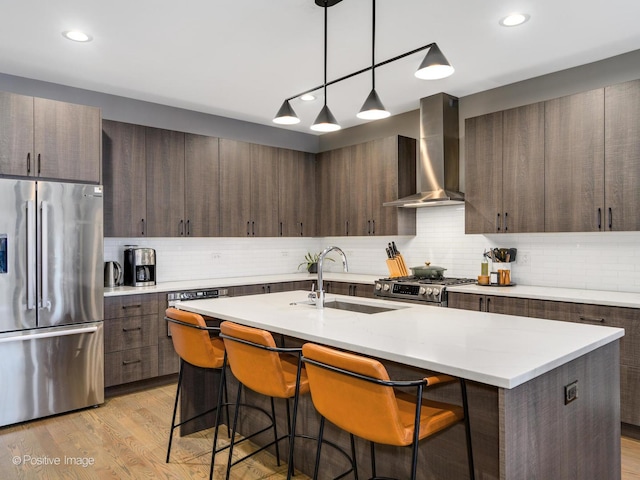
[310,282,315,292]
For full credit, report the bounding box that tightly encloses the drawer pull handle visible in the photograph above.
[122,304,142,309]
[122,327,142,332]
[579,316,605,324]
[122,359,141,365]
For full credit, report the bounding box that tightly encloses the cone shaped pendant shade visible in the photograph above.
[311,104,341,132]
[273,99,300,125]
[415,43,454,80]
[357,89,390,119]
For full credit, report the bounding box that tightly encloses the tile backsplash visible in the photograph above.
[105,206,640,293]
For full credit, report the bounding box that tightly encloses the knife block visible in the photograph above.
[386,258,405,278]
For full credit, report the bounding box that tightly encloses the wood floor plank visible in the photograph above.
[0,382,637,479]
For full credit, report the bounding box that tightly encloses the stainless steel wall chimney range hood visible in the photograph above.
[384,92,464,207]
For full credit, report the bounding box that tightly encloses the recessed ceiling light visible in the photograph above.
[300,93,316,101]
[499,13,530,27]
[62,30,93,42]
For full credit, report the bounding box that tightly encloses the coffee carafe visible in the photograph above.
[123,247,156,286]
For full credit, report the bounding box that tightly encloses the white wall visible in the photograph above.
[105,206,640,293]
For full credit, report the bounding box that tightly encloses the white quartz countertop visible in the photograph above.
[174,290,623,390]
[103,272,379,297]
[448,284,640,308]
[105,273,640,309]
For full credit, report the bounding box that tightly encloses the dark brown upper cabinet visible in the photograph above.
[316,146,351,236]
[465,103,545,234]
[145,127,186,237]
[545,89,605,232]
[219,139,279,237]
[604,79,640,231]
[0,92,101,183]
[184,134,220,237]
[316,135,416,236]
[102,120,147,237]
[278,148,316,237]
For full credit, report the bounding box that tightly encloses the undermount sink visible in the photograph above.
[323,300,407,315]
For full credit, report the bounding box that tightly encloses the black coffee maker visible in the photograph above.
[124,247,156,286]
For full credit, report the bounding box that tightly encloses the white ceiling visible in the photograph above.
[2,0,640,134]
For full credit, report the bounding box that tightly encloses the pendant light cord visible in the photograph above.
[323,1,328,106]
[371,0,376,89]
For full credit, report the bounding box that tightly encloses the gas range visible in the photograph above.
[374,276,476,306]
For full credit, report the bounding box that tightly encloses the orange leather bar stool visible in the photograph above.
[218,321,310,480]
[302,343,475,480]
[165,307,230,480]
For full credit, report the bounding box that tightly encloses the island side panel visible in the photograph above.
[499,340,621,480]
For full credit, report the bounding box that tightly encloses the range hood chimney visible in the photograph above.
[384,92,464,207]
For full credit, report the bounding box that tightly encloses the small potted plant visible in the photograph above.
[298,252,333,273]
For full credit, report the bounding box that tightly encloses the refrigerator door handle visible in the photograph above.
[40,201,50,310]
[0,325,99,344]
[26,200,36,310]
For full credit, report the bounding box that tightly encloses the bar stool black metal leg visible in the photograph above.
[460,379,475,480]
[349,434,358,480]
[225,382,244,480]
[211,357,228,480]
[271,397,281,466]
[409,384,424,480]
[313,416,326,480]
[286,362,303,480]
[370,441,376,478]
[166,359,184,463]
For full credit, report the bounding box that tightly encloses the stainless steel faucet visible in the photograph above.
[313,246,349,309]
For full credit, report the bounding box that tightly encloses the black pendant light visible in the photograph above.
[273,0,454,129]
[273,99,300,125]
[311,1,341,132]
[414,43,455,80]
[357,0,390,120]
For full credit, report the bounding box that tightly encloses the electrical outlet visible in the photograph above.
[564,381,578,405]
[211,252,222,262]
[518,251,530,266]
[281,251,289,257]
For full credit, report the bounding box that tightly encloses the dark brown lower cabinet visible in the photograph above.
[321,281,374,298]
[447,292,527,315]
[105,280,373,387]
[104,294,160,387]
[451,292,640,426]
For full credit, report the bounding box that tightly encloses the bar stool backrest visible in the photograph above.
[302,343,412,446]
[220,321,296,399]
[165,308,224,369]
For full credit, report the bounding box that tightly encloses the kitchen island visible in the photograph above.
[177,291,623,479]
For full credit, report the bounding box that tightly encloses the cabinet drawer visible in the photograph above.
[104,346,159,387]
[104,315,158,353]
[573,304,639,367]
[104,294,158,319]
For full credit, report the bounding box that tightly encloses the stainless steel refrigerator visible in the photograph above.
[0,179,104,427]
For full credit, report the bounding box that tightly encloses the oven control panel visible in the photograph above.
[374,281,443,304]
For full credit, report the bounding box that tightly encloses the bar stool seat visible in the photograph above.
[302,342,475,480]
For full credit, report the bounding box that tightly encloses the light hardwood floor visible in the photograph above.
[0,383,638,479]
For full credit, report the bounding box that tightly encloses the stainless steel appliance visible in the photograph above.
[104,261,122,287]
[166,288,229,335]
[374,276,475,306]
[0,179,104,428]
[124,247,156,286]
